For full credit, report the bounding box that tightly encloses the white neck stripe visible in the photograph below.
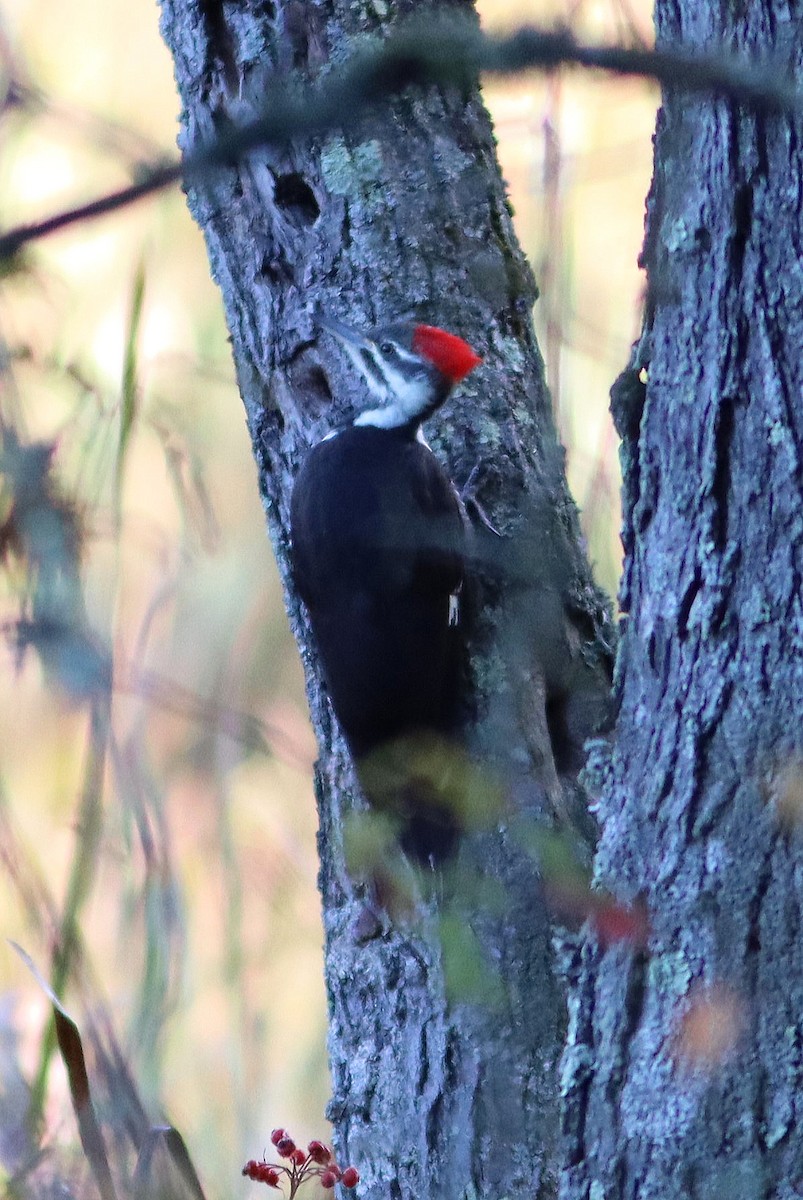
[354,406,408,429]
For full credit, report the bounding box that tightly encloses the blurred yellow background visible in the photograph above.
[0,0,654,1192]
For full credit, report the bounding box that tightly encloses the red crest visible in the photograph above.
[412,325,482,383]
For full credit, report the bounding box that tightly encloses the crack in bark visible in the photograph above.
[711,395,736,550]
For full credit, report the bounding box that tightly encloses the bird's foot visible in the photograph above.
[459,461,502,537]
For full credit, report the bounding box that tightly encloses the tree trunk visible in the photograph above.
[562,5,803,1198]
[158,2,612,1196]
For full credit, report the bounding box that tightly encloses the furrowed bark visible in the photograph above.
[158,2,613,1195]
[562,5,803,1198]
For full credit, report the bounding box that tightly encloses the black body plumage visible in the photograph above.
[291,425,464,751]
[290,319,481,862]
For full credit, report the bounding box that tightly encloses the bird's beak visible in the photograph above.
[319,316,375,352]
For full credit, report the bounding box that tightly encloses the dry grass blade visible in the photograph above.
[30,692,112,1126]
[116,258,147,529]
[10,942,118,1200]
[133,1126,207,1200]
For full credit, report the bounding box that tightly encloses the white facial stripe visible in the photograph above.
[383,361,430,412]
[393,344,421,367]
[336,333,436,429]
[339,339,387,401]
[354,369,431,428]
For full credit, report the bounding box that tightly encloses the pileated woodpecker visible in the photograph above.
[290,317,482,862]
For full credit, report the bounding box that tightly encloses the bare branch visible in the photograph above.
[1,18,798,261]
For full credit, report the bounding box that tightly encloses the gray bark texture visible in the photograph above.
[561,5,803,1200]
[158,2,613,1197]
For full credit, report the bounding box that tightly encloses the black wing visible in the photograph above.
[290,426,465,757]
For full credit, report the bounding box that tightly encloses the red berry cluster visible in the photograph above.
[242,1128,359,1196]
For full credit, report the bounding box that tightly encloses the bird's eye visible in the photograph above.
[379,341,396,356]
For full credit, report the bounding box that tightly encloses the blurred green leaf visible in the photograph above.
[439,913,504,1009]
